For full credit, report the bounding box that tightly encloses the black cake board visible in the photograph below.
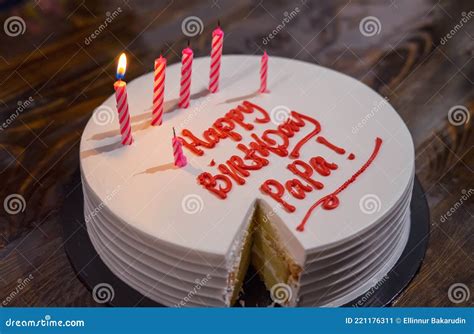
[61,168,430,307]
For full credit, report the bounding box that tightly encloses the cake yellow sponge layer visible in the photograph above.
[252,205,302,293]
[228,214,256,305]
[228,204,302,306]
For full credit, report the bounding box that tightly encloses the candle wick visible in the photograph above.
[217,19,220,27]
[173,127,176,138]
[187,39,190,47]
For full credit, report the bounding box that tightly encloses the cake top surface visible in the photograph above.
[80,55,414,264]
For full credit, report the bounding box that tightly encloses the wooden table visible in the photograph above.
[0,0,472,307]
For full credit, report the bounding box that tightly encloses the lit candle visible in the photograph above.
[151,53,166,126]
[178,41,194,109]
[172,128,187,167]
[114,53,133,145]
[209,21,224,93]
[259,50,268,93]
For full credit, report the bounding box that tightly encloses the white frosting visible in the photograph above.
[80,55,414,306]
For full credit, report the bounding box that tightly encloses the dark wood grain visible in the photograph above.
[0,0,472,307]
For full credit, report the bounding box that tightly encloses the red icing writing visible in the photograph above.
[289,113,321,158]
[259,155,335,213]
[191,100,382,233]
[316,136,346,154]
[197,172,232,199]
[285,179,313,200]
[296,137,383,231]
[260,179,296,212]
[180,101,270,156]
[287,160,324,190]
[261,179,296,212]
[309,156,338,177]
[217,155,261,185]
[196,108,323,199]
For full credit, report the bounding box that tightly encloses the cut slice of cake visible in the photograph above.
[250,203,302,305]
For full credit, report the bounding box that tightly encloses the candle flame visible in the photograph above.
[116,53,127,80]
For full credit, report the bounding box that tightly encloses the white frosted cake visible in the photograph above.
[80,55,414,307]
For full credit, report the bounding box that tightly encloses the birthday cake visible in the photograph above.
[80,55,415,307]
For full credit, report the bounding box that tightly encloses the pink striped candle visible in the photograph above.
[178,42,194,109]
[172,128,187,167]
[114,53,133,145]
[259,50,268,93]
[151,54,166,126]
[209,22,224,93]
